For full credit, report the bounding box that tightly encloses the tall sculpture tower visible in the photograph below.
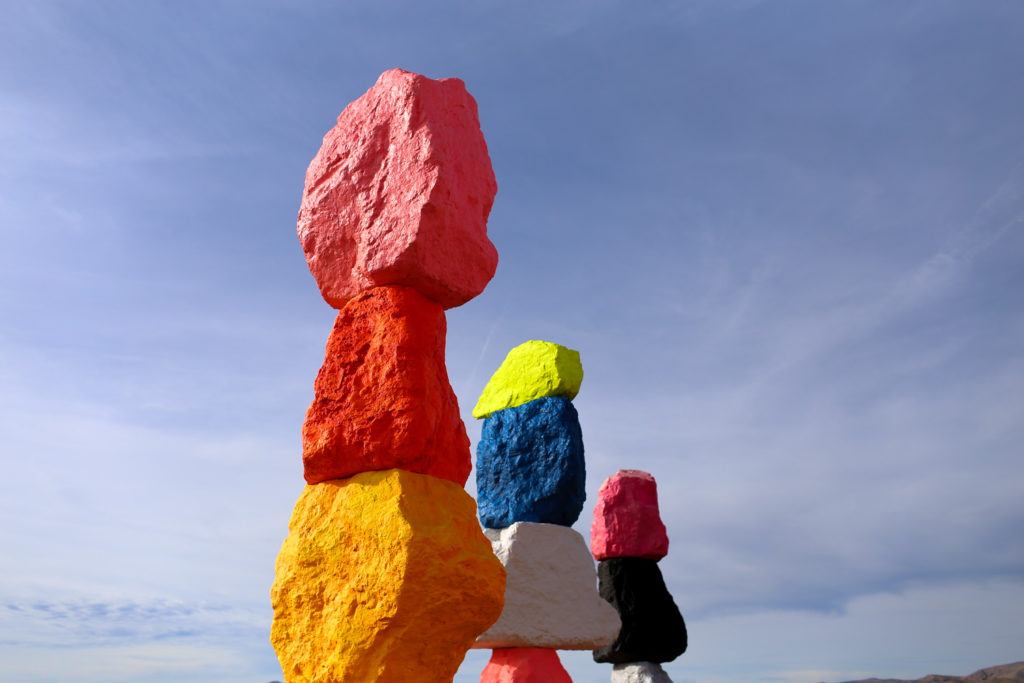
[270,69,507,683]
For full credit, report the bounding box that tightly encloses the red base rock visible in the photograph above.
[481,648,572,683]
[591,470,669,561]
[302,285,471,485]
[298,68,499,310]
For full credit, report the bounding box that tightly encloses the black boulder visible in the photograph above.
[593,557,687,664]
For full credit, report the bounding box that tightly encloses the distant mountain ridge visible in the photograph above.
[827,661,1024,683]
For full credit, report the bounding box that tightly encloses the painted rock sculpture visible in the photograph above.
[480,648,573,683]
[297,68,499,310]
[476,396,586,528]
[593,558,687,665]
[272,69,505,683]
[475,522,620,649]
[611,663,674,683]
[591,470,668,561]
[301,285,470,486]
[271,471,504,681]
[592,470,687,681]
[473,340,583,418]
[473,341,613,681]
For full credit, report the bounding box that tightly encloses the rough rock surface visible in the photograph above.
[297,68,498,310]
[271,469,505,682]
[611,662,674,683]
[475,522,620,650]
[480,648,572,682]
[593,558,687,664]
[302,286,470,485]
[473,340,583,419]
[476,396,585,528]
[591,470,669,561]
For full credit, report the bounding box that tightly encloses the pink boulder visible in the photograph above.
[480,648,572,683]
[297,68,499,310]
[591,470,669,561]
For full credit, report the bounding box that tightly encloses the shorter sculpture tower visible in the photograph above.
[591,470,688,682]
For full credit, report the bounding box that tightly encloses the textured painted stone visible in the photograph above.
[476,396,585,528]
[271,469,505,683]
[592,470,669,561]
[473,340,583,419]
[475,522,620,649]
[593,559,687,664]
[611,662,674,683]
[297,68,498,310]
[480,649,572,683]
[301,286,470,486]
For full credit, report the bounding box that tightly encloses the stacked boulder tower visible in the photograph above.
[270,69,507,682]
[591,470,688,682]
[471,341,621,682]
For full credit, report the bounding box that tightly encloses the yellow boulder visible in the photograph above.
[472,340,583,419]
[270,469,506,683]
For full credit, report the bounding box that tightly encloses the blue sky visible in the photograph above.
[1,2,1023,682]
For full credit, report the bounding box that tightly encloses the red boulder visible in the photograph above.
[480,648,572,683]
[297,68,499,310]
[591,470,669,561]
[301,286,471,485]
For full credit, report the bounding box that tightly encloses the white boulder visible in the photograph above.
[473,522,621,649]
[611,662,674,683]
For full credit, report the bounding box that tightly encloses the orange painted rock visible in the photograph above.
[302,286,470,485]
[297,68,499,310]
[481,649,572,683]
[270,469,506,683]
[591,470,669,561]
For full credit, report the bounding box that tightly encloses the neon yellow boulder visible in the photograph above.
[472,340,583,419]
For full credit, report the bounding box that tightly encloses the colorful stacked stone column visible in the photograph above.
[470,341,621,682]
[270,69,507,682]
[591,470,688,682]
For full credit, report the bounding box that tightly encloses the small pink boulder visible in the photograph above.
[480,648,572,683]
[591,469,669,561]
[297,68,499,310]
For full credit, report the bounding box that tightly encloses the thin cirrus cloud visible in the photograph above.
[1,2,1023,683]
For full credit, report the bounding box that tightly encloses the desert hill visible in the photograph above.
[829,661,1024,683]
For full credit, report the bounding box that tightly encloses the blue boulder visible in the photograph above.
[476,395,586,528]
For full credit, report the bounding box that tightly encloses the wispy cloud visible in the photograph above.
[0,596,261,648]
[0,590,277,683]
